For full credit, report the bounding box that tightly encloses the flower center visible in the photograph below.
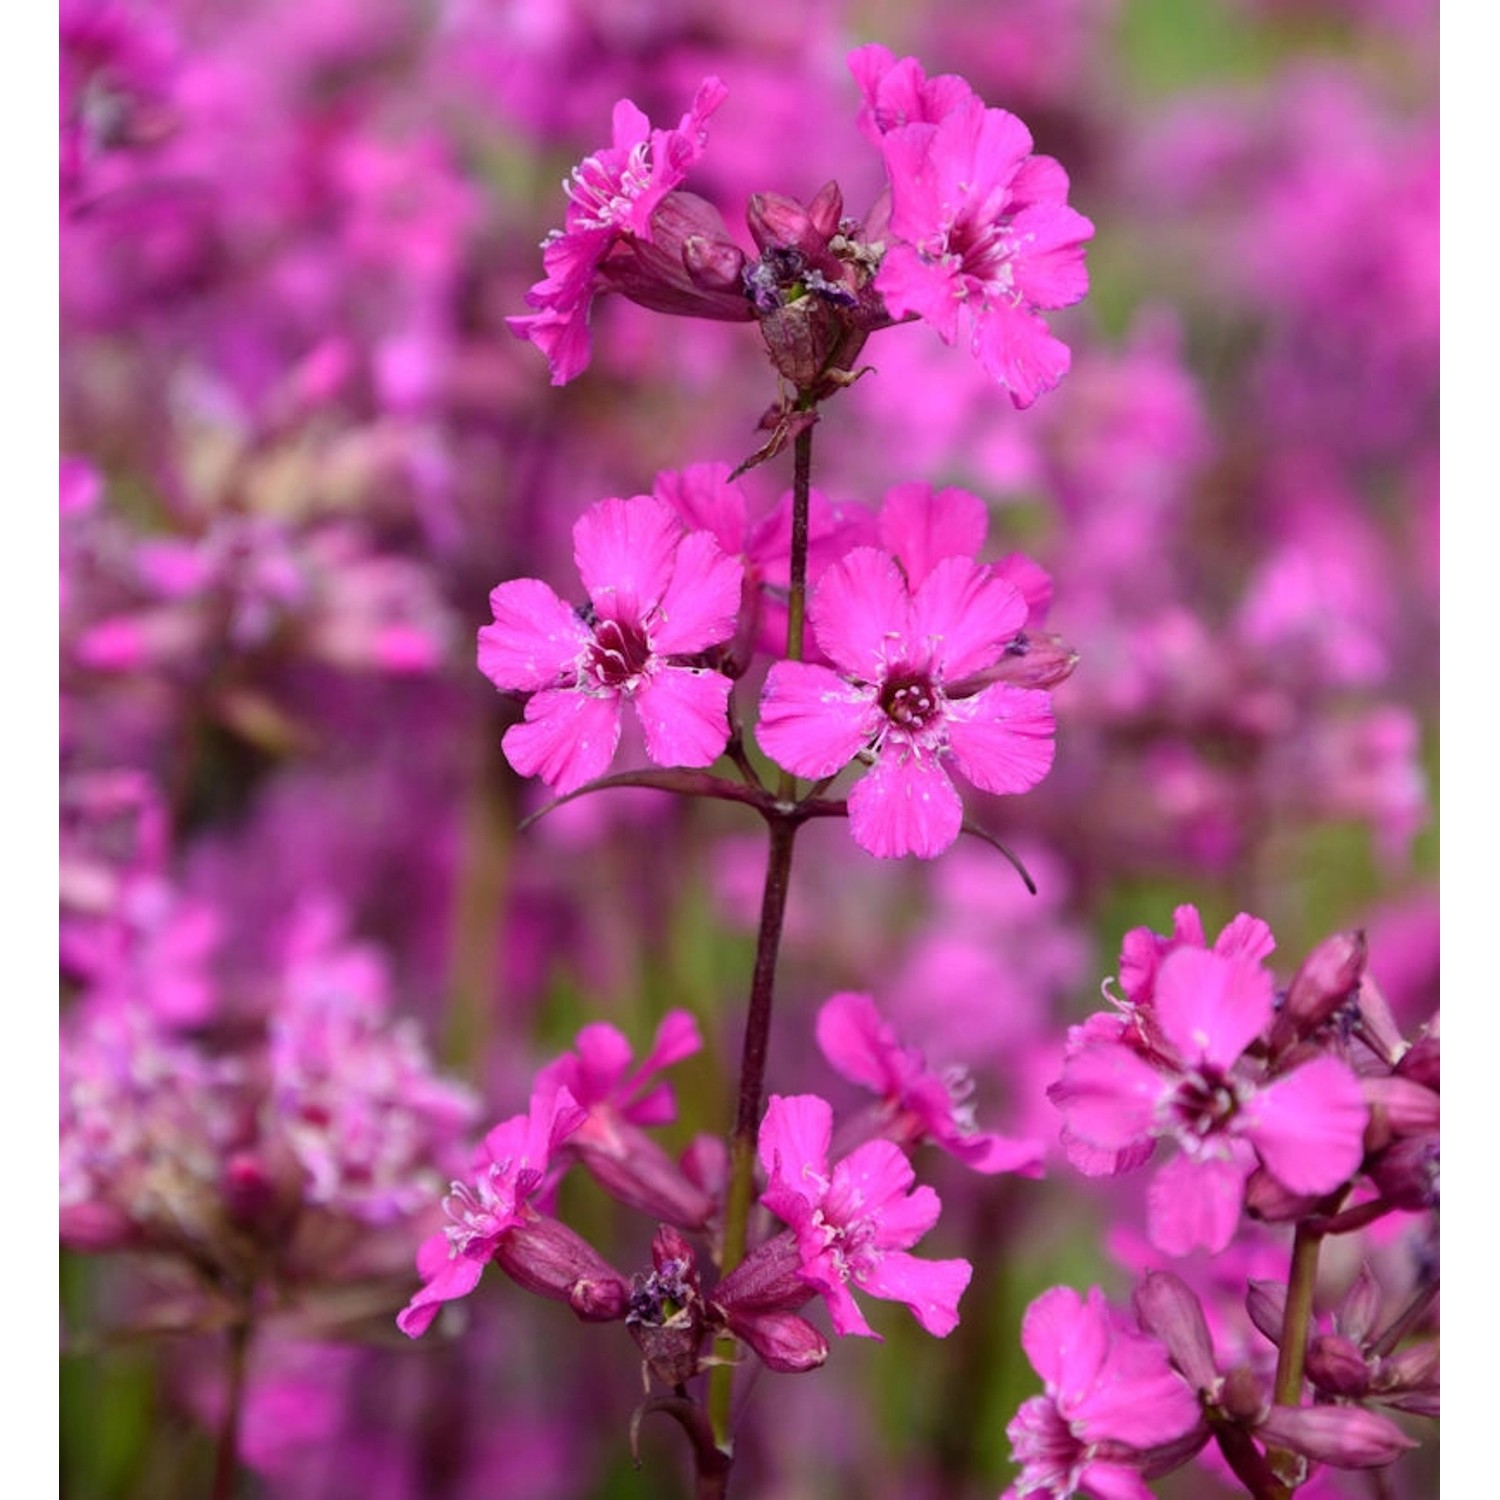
[879,668,941,732]
[588,617,653,690]
[1166,1067,1242,1151]
[565,141,653,234]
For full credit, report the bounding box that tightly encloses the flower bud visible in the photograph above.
[1334,1263,1382,1346]
[1244,1166,1322,1223]
[1245,1280,1288,1347]
[595,193,754,323]
[948,632,1079,694]
[1220,1365,1267,1424]
[1271,930,1365,1053]
[682,234,747,293]
[1257,1404,1417,1468]
[1134,1271,1219,1392]
[1307,1333,1371,1397]
[1361,1076,1440,1154]
[492,1215,630,1321]
[721,1307,828,1374]
[1368,1134,1439,1210]
[1394,1032,1440,1091]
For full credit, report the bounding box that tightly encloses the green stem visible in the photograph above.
[1264,1221,1325,1493]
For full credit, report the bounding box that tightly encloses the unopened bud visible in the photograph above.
[575,1122,715,1230]
[721,1307,828,1374]
[1272,930,1365,1052]
[493,1216,629,1321]
[1394,1032,1440,1091]
[807,181,843,240]
[747,192,819,258]
[1220,1365,1267,1424]
[1244,1166,1321,1223]
[682,233,747,293]
[1307,1333,1371,1397]
[949,631,1079,694]
[1134,1271,1219,1391]
[1362,1076,1440,1151]
[1245,1280,1288,1347]
[1257,1403,1417,1468]
[1368,1134,1439,1210]
[1334,1263,1382,1346]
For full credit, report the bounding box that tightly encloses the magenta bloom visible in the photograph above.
[1050,945,1369,1255]
[397,1082,584,1337]
[875,93,1094,406]
[478,496,743,796]
[507,78,727,384]
[756,547,1055,858]
[816,991,1043,1175]
[757,1092,972,1339]
[1004,1285,1203,1500]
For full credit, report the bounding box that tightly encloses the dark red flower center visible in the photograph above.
[588,617,653,688]
[879,669,941,731]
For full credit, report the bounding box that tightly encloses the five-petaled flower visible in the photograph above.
[1003,1284,1203,1500]
[1048,938,1369,1255]
[478,495,744,796]
[757,1092,972,1339]
[873,86,1094,407]
[756,546,1055,858]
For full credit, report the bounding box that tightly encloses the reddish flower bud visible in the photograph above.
[492,1216,630,1321]
[1257,1404,1417,1468]
[1220,1365,1268,1424]
[1334,1263,1383,1346]
[573,1118,715,1230]
[1134,1270,1219,1392]
[1271,930,1365,1053]
[1246,1280,1288,1347]
[1362,1076,1440,1144]
[747,191,817,257]
[1368,1133,1439,1209]
[1307,1333,1372,1397]
[1394,1032,1440,1091]
[595,193,754,323]
[1244,1166,1322,1223]
[948,632,1080,694]
[682,233,747,293]
[726,1307,829,1373]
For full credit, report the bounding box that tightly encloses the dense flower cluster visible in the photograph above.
[60,5,1437,1498]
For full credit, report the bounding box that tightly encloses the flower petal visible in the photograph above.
[809,547,913,679]
[632,666,732,769]
[877,481,988,589]
[946,684,1055,794]
[502,688,621,794]
[848,749,964,859]
[651,529,744,654]
[573,496,681,622]
[815,991,902,1095]
[1246,1057,1368,1195]
[911,555,1028,680]
[859,1249,972,1336]
[758,1094,833,1216]
[1146,1152,1249,1256]
[757,661,879,777]
[478,579,588,690]
[1048,1043,1165,1152]
[1153,947,1273,1070]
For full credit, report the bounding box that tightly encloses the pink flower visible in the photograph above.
[396,1082,585,1337]
[507,78,727,385]
[478,496,743,796]
[874,93,1093,407]
[533,1011,714,1229]
[1003,1285,1203,1500]
[757,1092,972,1339]
[1049,943,1369,1255]
[815,991,1043,1175]
[756,547,1055,858]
